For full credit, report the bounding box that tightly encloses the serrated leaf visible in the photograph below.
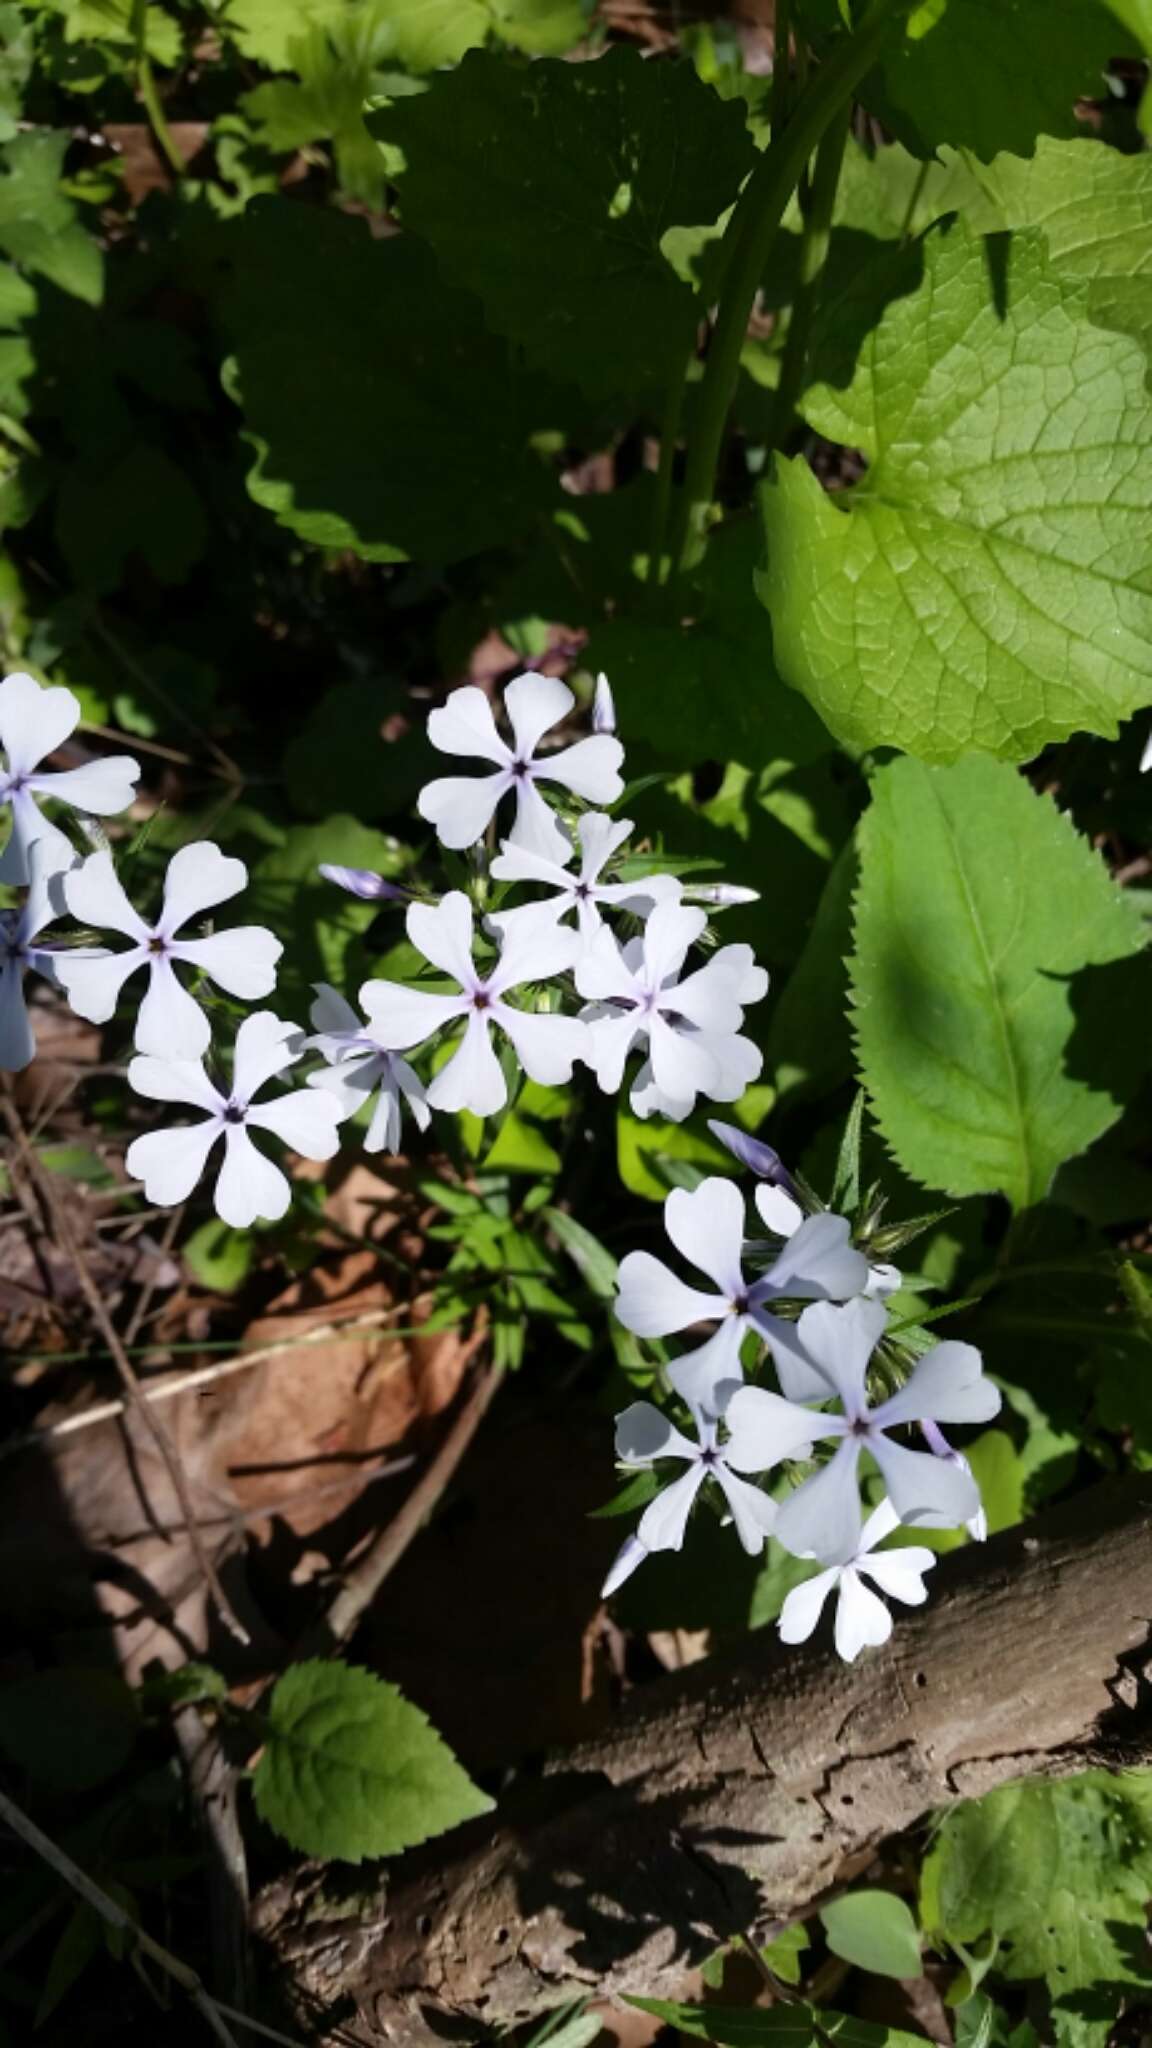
[850,756,1150,1211]
[761,225,1152,761]
[377,47,755,399]
[920,1773,1152,1999]
[253,1660,493,1862]
[821,1889,922,1980]
[219,198,558,564]
[219,0,351,69]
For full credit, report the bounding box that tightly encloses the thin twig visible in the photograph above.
[3,1306,426,1457]
[123,1199,185,1349]
[0,1784,249,2047]
[302,1323,497,1656]
[1,1087,249,1644]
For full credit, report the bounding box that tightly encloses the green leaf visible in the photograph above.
[0,131,103,304]
[183,1218,255,1294]
[56,444,207,593]
[544,1207,618,1300]
[219,0,350,68]
[242,10,396,206]
[0,1668,138,1791]
[921,1773,1152,2002]
[282,679,427,821]
[627,1998,927,2048]
[850,756,1150,1211]
[617,1107,735,1202]
[840,0,1132,161]
[247,815,409,1014]
[764,837,857,1104]
[252,1659,493,1861]
[377,47,756,399]
[219,197,558,563]
[821,1889,922,1980]
[43,0,181,63]
[761,225,1152,762]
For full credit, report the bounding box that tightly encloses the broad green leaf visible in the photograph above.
[628,1998,927,2048]
[617,1107,736,1202]
[242,13,395,205]
[803,0,1133,161]
[921,1773,1152,2000]
[253,1660,493,1861]
[219,198,558,563]
[850,756,1150,1211]
[0,132,103,304]
[363,0,584,65]
[248,815,409,1013]
[219,0,351,68]
[183,1218,254,1294]
[42,0,181,63]
[377,48,756,398]
[821,1889,922,1980]
[761,225,1152,761]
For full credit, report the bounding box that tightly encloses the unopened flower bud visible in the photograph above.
[707,1119,798,1193]
[318,864,411,902]
[682,882,761,908]
[592,671,617,735]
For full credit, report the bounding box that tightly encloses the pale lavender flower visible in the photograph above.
[777,1497,937,1662]
[305,983,429,1155]
[0,671,139,886]
[601,1398,778,1598]
[488,812,680,946]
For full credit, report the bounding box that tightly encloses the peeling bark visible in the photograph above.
[257,1475,1152,2046]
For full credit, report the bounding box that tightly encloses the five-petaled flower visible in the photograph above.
[723,1297,1001,1560]
[0,839,73,1071]
[125,1011,343,1227]
[615,1176,870,1413]
[417,673,624,864]
[56,842,282,1056]
[361,890,589,1118]
[0,671,140,886]
[601,1397,779,1598]
[576,899,767,1121]
[777,1496,937,1662]
[305,983,430,1154]
[489,812,680,947]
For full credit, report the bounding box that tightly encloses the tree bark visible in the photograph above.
[257,1474,1152,2046]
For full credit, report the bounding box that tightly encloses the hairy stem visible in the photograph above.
[768,104,851,449]
[675,0,908,571]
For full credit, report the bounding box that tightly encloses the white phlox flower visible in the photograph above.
[750,1181,903,1309]
[575,899,768,1122]
[920,1418,988,1542]
[488,812,680,946]
[416,673,624,863]
[0,838,73,1071]
[125,1010,343,1228]
[601,1398,779,1598]
[777,1497,937,1662]
[305,983,430,1154]
[55,842,282,1056]
[0,671,140,886]
[615,1176,870,1413]
[723,1297,1001,1561]
[360,890,590,1119]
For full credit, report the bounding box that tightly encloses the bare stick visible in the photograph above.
[302,1326,497,1657]
[1,1089,249,1644]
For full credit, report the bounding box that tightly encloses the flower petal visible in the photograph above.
[231,1010,302,1102]
[615,1250,727,1338]
[708,941,769,1008]
[667,1319,747,1415]
[665,1177,747,1297]
[755,1184,804,1237]
[791,1296,888,1417]
[614,1400,699,1464]
[0,958,34,1071]
[764,1212,870,1304]
[426,685,511,766]
[869,1434,981,1528]
[360,978,468,1049]
[417,772,506,850]
[395,1054,430,1131]
[489,912,579,994]
[583,1009,642,1094]
[873,1341,1001,1429]
[127,1051,223,1113]
[637,1463,707,1554]
[247,1085,343,1160]
[777,1566,840,1646]
[576,810,632,884]
[857,1496,902,1554]
[495,1005,589,1086]
[309,1052,380,1121]
[159,841,246,934]
[425,1014,506,1116]
[489,839,573,888]
[29,756,140,818]
[504,672,573,758]
[54,945,146,1025]
[645,1013,720,1115]
[575,924,635,1004]
[175,926,282,1001]
[694,1030,763,1103]
[126,1119,220,1206]
[364,1076,403,1154]
[134,958,212,1058]
[64,850,150,942]
[833,1568,894,1662]
[309,982,360,1039]
[723,1384,827,1474]
[0,791,72,886]
[601,1532,648,1599]
[713,1465,778,1553]
[757,1311,838,1402]
[407,891,477,988]
[509,777,572,863]
[641,900,706,989]
[535,733,625,805]
[859,1549,936,1606]
[773,1438,864,1562]
[214,1125,291,1227]
[671,955,750,1035]
[21,837,72,942]
[0,672,78,774]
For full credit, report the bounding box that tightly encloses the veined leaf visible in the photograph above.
[850,756,1150,1211]
[253,1660,492,1862]
[761,225,1152,761]
[820,1889,922,1980]
[377,47,756,399]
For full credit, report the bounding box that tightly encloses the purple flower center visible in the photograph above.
[223,1102,247,1125]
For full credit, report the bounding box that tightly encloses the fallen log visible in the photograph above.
[257,1473,1152,2045]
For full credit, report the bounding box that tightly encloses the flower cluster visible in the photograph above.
[602,1164,999,1662]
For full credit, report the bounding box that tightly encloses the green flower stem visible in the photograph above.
[646,354,689,588]
[768,102,850,450]
[769,0,793,138]
[674,0,909,572]
[131,0,187,179]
